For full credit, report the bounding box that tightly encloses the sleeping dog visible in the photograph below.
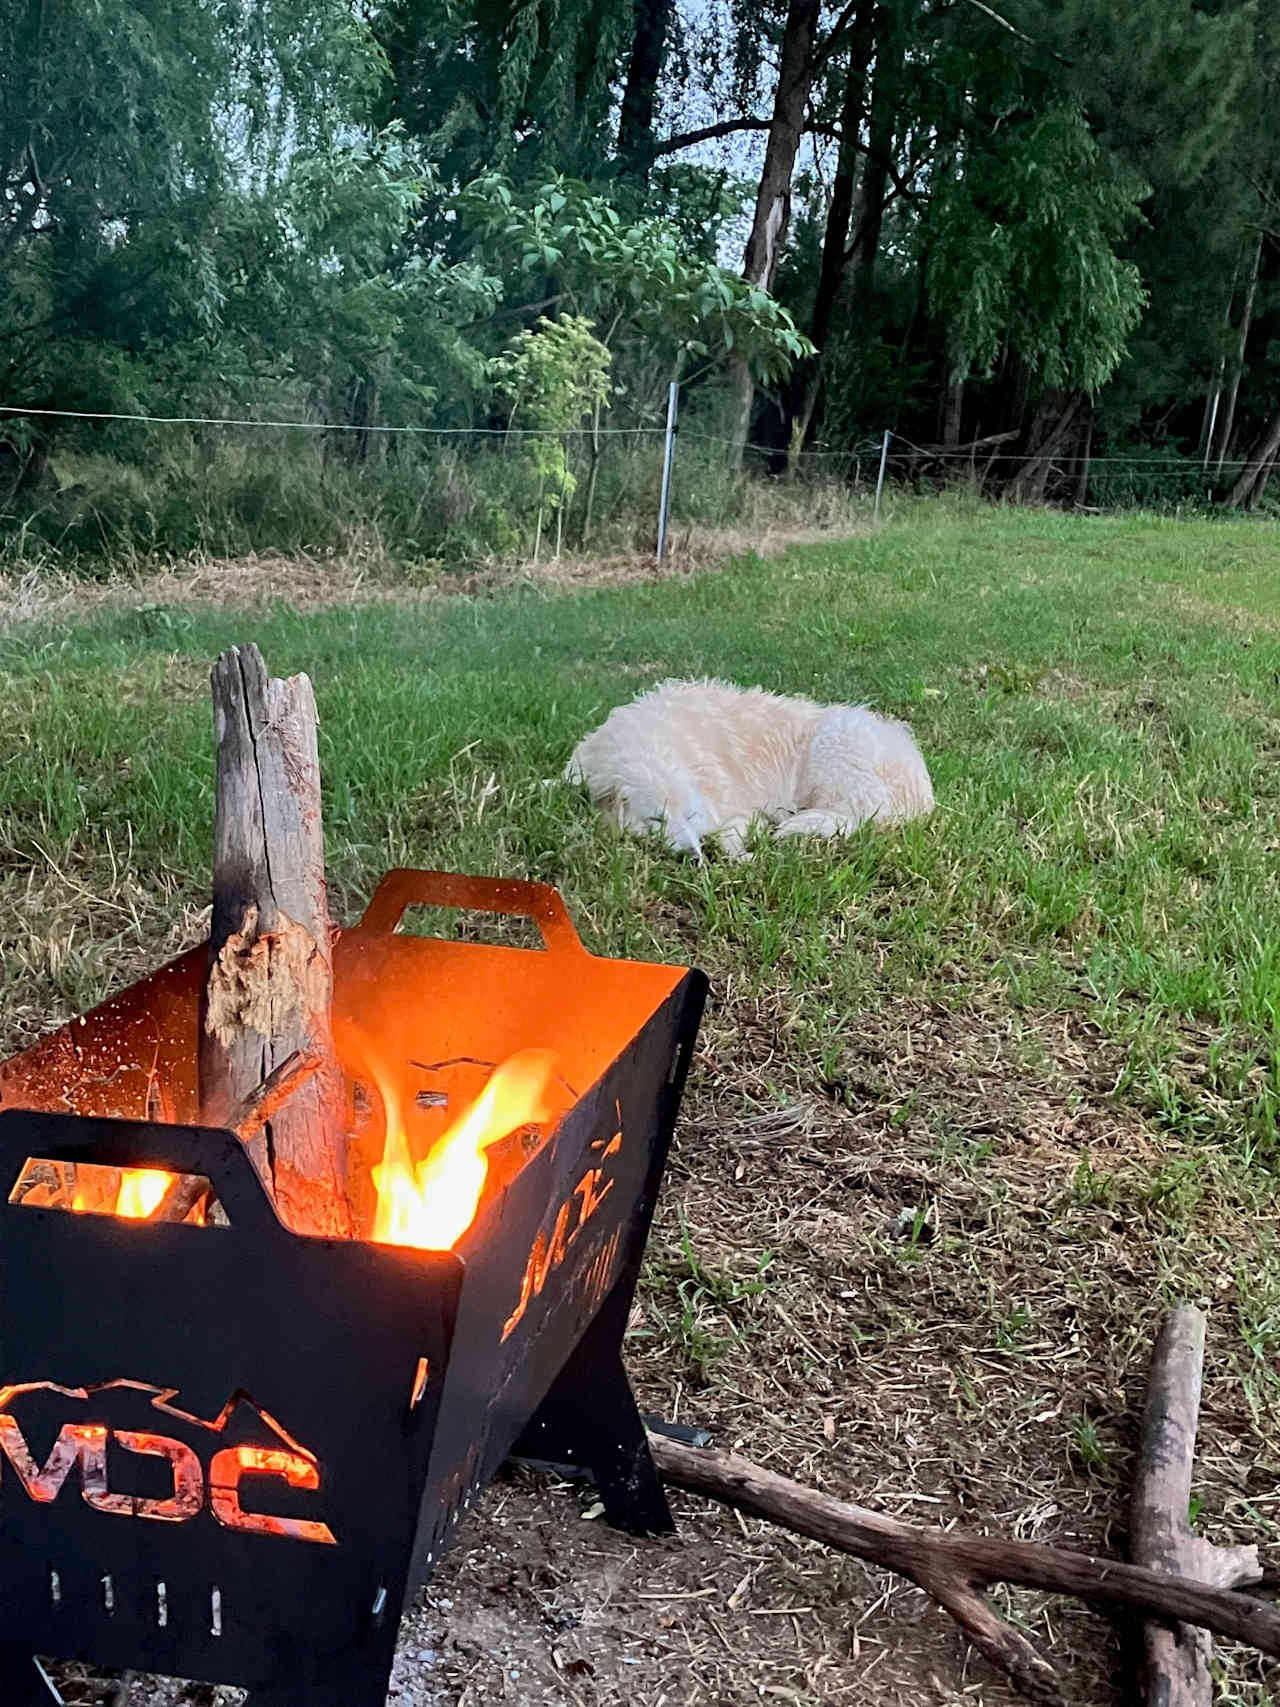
[566,678,934,859]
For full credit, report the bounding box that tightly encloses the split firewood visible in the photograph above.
[199,644,352,1237]
[646,1433,1280,1707]
[1131,1305,1261,1706]
[10,1159,74,1208]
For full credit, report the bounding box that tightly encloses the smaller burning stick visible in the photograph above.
[228,1046,324,1147]
[150,1049,323,1225]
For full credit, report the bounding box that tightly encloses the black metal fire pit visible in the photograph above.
[0,871,707,1705]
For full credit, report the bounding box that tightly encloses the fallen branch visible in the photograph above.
[646,1433,1280,1707]
[1131,1305,1261,1704]
[906,427,1021,460]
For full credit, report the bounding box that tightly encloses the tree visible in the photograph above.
[455,171,812,402]
[370,0,633,191]
[785,0,878,457]
[616,0,677,172]
[728,0,824,455]
[0,0,387,483]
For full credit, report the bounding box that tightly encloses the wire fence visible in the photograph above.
[872,428,1263,513]
[0,395,1268,574]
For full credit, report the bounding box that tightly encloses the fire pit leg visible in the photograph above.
[513,1277,674,1536]
[0,1648,63,1703]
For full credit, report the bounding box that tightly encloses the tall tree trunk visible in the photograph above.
[1200,361,1223,468]
[344,374,379,465]
[849,6,899,308]
[1004,390,1084,503]
[1226,406,1280,508]
[786,0,877,459]
[1212,231,1263,476]
[730,0,823,458]
[1201,265,1239,465]
[1074,402,1093,507]
[942,377,964,448]
[616,0,674,172]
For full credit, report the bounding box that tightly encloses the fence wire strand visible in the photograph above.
[0,402,1253,497]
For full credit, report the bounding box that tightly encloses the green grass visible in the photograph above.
[0,423,860,575]
[3,500,1277,1150]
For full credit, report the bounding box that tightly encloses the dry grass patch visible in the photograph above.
[0,515,872,634]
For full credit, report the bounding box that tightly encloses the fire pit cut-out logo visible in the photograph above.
[501,1114,626,1342]
[0,1380,336,1545]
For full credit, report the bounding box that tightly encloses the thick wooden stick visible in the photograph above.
[1131,1306,1261,1706]
[647,1434,1280,1704]
[200,645,352,1237]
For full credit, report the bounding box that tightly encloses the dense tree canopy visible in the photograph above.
[3,0,1279,527]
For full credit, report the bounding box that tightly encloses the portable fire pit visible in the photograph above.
[0,868,707,1706]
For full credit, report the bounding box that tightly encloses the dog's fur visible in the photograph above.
[565,678,934,858]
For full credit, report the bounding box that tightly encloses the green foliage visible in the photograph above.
[457,172,813,398]
[0,0,388,409]
[2,0,1273,518]
[491,314,612,501]
[925,103,1148,394]
[370,0,631,188]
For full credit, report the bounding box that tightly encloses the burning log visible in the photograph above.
[1131,1305,1261,1706]
[646,1432,1280,1707]
[200,644,353,1237]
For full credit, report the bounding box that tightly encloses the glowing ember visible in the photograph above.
[371,1049,562,1250]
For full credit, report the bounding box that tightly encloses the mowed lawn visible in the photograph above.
[1,503,1279,1705]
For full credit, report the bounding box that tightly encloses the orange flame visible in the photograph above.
[66,1167,205,1224]
[371,1049,562,1250]
[116,1169,172,1219]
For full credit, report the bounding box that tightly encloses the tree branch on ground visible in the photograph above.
[647,1433,1279,1706]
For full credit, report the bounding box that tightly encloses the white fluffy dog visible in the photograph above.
[565,678,934,858]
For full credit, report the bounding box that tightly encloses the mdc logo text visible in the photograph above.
[0,1379,336,1545]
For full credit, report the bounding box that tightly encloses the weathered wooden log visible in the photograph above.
[647,1433,1280,1706]
[1131,1305,1261,1706]
[199,645,352,1237]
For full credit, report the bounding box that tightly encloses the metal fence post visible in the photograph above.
[656,380,679,562]
[874,428,891,520]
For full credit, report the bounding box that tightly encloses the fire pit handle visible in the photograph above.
[0,1110,283,1237]
[355,869,589,957]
